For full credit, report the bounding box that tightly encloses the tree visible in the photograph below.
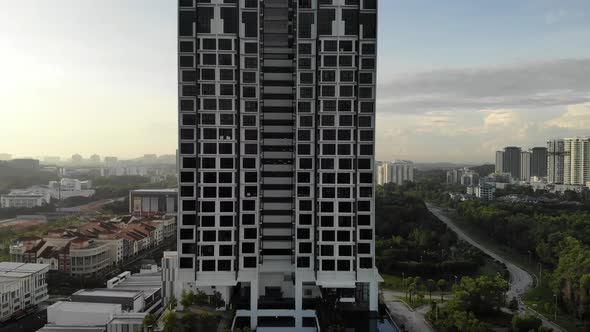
[449,275,508,315]
[211,290,226,308]
[141,313,156,331]
[198,313,218,331]
[162,311,178,332]
[508,297,519,311]
[180,289,194,308]
[168,294,177,310]
[511,314,542,332]
[193,290,209,306]
[426,279,436,301]
[437,279,447,302]
[181,312,198,332]
[407,282,417,303]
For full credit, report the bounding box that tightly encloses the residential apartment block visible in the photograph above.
[564,137,590,186]
[376,160,414,186]
[176,0,379,329]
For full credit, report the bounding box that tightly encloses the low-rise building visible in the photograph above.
[48,178,95,200]
[0,262,49,322]
[46,301,122,327]
[71,289,145,313]
[475,183,496,200]
[128,189,177,217]
[10,216,176,277]
[1,189,51,208]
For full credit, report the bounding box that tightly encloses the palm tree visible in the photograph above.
[426,279,436,301]
[436,279,447,303]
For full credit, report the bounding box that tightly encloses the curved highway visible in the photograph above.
[426,203,564,332]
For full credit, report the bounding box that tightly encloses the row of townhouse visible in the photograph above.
[9,216,176,276]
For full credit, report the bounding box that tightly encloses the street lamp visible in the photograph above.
[402,272,406,291]
[454,275,458,285]
[527,250,532,264]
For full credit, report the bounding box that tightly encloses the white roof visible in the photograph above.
[73,288,143,299]
[49,301,122,314]
[0,262,49,279]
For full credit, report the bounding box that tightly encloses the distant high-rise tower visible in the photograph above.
[530,147,548,178]
[520,151,531,182]
[547,139,565,184]
[502,147,521,180]
[176,0,379,329]
[495,151,504,173]
[563,137,590,185]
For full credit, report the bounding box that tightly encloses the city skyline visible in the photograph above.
[1,0,589,162]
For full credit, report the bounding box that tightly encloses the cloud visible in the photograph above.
[377,58,590,114]
[481,109,519,129]
[545,9,567,25]
[545,103,590,130]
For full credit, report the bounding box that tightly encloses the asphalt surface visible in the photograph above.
[382,290,433,332]
[426,204,564,332]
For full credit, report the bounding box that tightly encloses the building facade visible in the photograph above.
[563,137,590,186]
[0,189,50,208]
[0,262,49,322]
[177,0,379,329]
[502,147,521,180]
[530,147,548,178]
[377,160,413,185]
[547,139,565,184]
[495,151,504,173]
[520,151,531,182]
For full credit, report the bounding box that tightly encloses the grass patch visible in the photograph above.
[479,311,514,329]
[523,281,589,332]
[399,296,429,309]
[477,256,508,279]
[381,274,405,291]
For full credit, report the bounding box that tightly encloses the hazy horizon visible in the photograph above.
[1,1,589,163]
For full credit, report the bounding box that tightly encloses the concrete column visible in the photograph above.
[369,280,378,311]
[295,280,303,328]
[250,279,258,330]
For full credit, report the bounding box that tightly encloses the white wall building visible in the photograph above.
[377,160,414,185]
[47,301,122,327]
[0,262,49,322]
[475,183,496,200]
[48,178,95,199]
[1,189,51,208]
[564,137,590,186]
[520,151,531,182]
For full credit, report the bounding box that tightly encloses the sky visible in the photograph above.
[0,0,589,163]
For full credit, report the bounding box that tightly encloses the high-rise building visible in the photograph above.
[520,151,531,182]
[388,161,414,185]
[177,0,379,329]
[530,147,548,178]
[104,156,118,167]
[547,139,565,184]
[495,151,504,173]
[563,137,590,185]
[502,147,521,180]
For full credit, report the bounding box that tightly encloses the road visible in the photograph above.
[382,290,433,332]
[56,196,125,214]
[426,204,564,332]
